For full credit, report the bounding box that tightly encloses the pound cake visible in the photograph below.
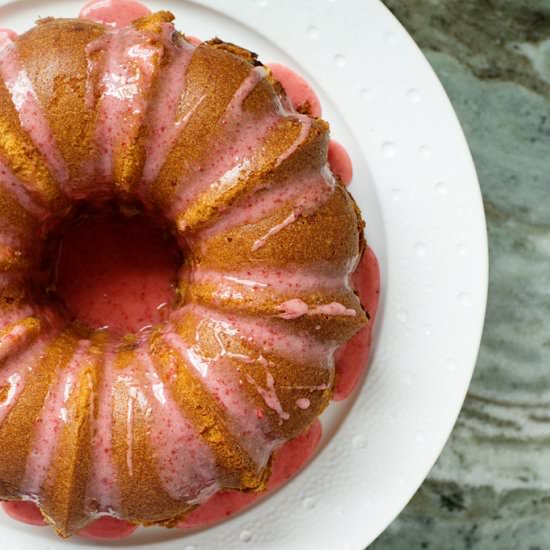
[0,0,379,538]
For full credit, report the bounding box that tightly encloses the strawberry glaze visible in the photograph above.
[55,211,180,333]
[328,139,354,186]
[179,419,323,529]
[2,420,322,538]
[334,247,381,401]
[79,0,151,28]
[268,63,322,118]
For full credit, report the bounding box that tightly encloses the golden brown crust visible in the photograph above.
[150,327,269,491]
[110,349,194,524]
[196,185,362,273]
[17,19,105,195]
[149,44,259,209]
[0,79,67,212]
[174,311,334,441]
[0,329,79,497]
[39,333,104,538]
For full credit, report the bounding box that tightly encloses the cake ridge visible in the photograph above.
[160,328,278,469]
[140,35,197,186]
[0,328,80,499]
[0,316,42,363]
[137,348,219,502]
[149,328,268,493]
[165,65,279,224]
[21,339,93,496]
[85,22,164,191]
[189,167,335,244]
[0,32,70,194]
[86,344,120,514]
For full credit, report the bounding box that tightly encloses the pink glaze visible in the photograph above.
[268,63,322,118]
[2,501,45,526]
[21,341,92,496]
[1,501,138,539]
[180,419,322,530]
[0,29,16,41]
[328,140,353,186]
[79,516,137,540]
[141,37,197,185]
[86,25,163,186]
[194,168,335,247]
[138,351,219,502]
[296,398,311,410]
[0,32,69,190]
[180,304,333,364]
[333,247,380,401]
[187,266,347,295]
[169,66,277,224]
[277,298,357,320]
[80,0,151,28]
[55,211,180,333]
[245,371,290,422]
[252,212,297,252]
[86,348,120,512]
[162,329,279,468]
[5,420,322,538]
[0,335,51,427]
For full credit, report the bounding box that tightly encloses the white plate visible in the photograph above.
[0,0,488,548]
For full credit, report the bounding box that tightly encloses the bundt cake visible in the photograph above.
[0,5,373,539]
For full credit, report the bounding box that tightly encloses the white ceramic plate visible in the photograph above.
[0,0,488,548]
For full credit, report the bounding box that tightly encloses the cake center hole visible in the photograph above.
[53,206,181,334]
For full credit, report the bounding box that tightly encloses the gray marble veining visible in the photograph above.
[372,1,550,548]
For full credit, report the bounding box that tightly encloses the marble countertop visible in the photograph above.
[372,1,550,548]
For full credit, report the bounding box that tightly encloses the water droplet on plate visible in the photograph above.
[436,181,448,195]
[419,144,431,158]
[381,141,396,158]
[333,54,346,67]
[352,434,367,449]
[307,25,319,38]
[390,188,402,202]
[303,496,316,510]
[240,530,253,543]
[360,88,373,102]
[396,307,408,323]
[414,242,427,257]
[458,292,471,307]
[406,88,421,103]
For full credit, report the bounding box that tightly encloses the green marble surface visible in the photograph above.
[372,1,550,548]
